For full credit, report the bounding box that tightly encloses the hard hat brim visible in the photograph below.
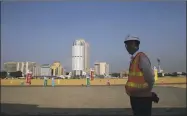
[124,40,140,44]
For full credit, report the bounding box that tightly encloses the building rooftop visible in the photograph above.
[41,64,50,66]
[73,39,86,46]
[4,62,17,64]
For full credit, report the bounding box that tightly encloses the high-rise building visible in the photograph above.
[72,39,90,76]
[94,62,110,76]
[3,62,41,76]
[105,63,110,76]
[84,42,90,72]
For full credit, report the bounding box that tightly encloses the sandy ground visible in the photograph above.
[1,86,186,116]
[157,84,186,88]
[0,77,186,86]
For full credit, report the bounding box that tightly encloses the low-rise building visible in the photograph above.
[4,61,41,76]
[41,64,51,76]
[94,62,110,76]
[50,61,63,76]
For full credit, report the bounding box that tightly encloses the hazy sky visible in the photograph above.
[1,1,186,72]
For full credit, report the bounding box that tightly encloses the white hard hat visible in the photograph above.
[124,35,140,44]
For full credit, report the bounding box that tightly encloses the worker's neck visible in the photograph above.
[132,50,139,57]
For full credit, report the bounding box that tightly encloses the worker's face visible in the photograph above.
[125,41,139,55]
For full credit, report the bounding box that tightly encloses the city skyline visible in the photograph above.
[1,1,186,72]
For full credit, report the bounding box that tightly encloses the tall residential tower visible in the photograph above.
[72,39,90,76]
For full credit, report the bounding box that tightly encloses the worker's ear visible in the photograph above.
[135,45,139,51]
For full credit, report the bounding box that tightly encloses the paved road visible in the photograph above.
[1,86,186,116]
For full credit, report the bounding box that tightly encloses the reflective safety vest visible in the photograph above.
[125,52,150,92]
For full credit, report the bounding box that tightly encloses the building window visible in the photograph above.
[55,68,58,75]
[51,69,53,76]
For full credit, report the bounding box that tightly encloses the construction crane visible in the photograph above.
[157,58,161,73]
[157,58,164,77]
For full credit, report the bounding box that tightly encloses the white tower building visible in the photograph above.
[72,39,89,76]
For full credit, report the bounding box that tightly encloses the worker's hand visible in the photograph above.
[125,86,131,96]
[152,92,159,103]
[125,89,130,96]
[125,84,127,89]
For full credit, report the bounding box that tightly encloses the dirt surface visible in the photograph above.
[1,86,186,116]
[157,84,186,88]
[0,77,186,86]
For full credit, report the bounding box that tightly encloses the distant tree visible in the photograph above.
[9,71,22,77]
[164,73,169,76]
[0,71,7,78]
[98,75,104,78]
[111,73,120,77]
[66,72,69,75]
[182,72,187,76]
[158,73,164,77]
[170,72,178,77]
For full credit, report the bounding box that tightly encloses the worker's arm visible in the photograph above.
[139,55,155,91]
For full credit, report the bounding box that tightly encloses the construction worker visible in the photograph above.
[153,66,158,81]
[86,73,90,87]
[107,79,110,86]
[52,77,55,87]
[44,76,48,87]
[124,35,159,116]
